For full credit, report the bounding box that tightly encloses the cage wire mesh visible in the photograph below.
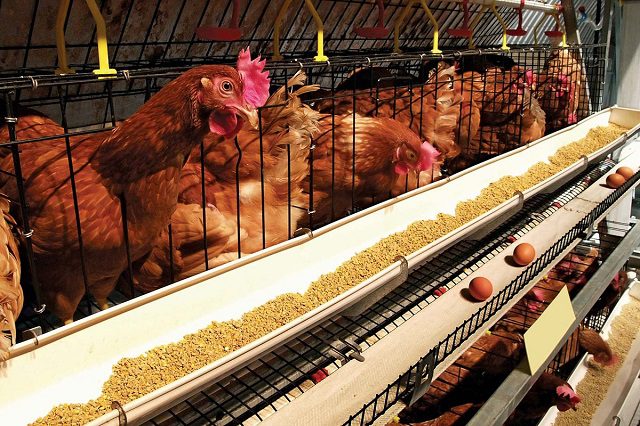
[2,41,608,332]
[0,0,606,336]
[0,1,624,421]
[1,0,571,73]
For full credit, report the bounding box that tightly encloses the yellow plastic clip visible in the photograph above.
[84,0,117,75]
[55,0,116,75]
[489,0,510,51]
[394,0,441,54]
[273,0,328,62]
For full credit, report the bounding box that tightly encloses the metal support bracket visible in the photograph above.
[320,336,365,365]
[542,156,590,195]
[21,326,42,343]
[408,349,437,405]
[111,400,128,425]
[293,227,314,239]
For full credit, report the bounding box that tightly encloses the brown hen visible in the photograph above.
[315,63,461,162]
[308,114,439,224]
[0,107,63,162]
[509,372,580,422]
[451,67,545,171]
[532,49,583,132]
[469,89,545,159]
[455,330,524,376]
[128,71,317,292]
[0,55,268,323]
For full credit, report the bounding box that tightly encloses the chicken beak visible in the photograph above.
[234,104,260,129]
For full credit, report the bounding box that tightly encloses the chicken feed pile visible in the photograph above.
[31,124,627,425]
[553,295,640,426]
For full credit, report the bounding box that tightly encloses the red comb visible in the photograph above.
[525,288,545,311]
[530,288,545,302]
[418,142,440,171]
[524,69,534,86]
[237,47,270,108]
[557,384,580,404]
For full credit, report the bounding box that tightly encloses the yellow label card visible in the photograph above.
[522,285,576,374]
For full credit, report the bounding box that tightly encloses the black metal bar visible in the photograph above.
[199,138,210,272]
[57,85,93,318]
[258,109,267,249]
[234,135,243,258]
[3,92,42,310]
[20,0,40,71]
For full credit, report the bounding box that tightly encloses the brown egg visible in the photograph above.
[513,243,536,266]
[616,167,635,180]
[606,173,625,189]
[469,277,493,301]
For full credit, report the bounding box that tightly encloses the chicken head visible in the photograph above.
[195,48,270,138]
[555,383,581,411]
[393,139,440,177]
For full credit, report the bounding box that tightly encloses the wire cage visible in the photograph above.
[2,42,609,336]
[0,1,613,346]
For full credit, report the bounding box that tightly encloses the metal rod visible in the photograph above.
[57,86,92,317]
[3,92,43,310]
[440,0,559,13]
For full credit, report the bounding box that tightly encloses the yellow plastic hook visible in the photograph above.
[55,0,116,75]
[273,0,328,62]
[488,0,510,51]
[394,0,441,54]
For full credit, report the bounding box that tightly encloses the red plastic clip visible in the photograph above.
[196,0,243,41]
[447,0,473,38]
[353,0,390,39]
[506,0,527,36]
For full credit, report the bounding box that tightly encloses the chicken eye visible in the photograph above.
[406,150,417,161]
[221,80,233,93]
